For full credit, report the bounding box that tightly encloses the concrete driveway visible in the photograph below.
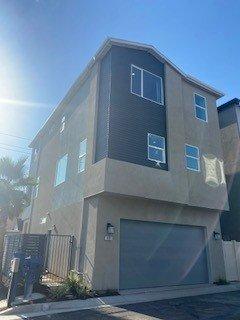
[27,290,240,320]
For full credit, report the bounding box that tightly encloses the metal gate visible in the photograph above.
[43,234,75,283]
[1,232,46,286]
[1,232,75,286]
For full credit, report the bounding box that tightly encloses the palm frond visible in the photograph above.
[0,156,31,221]
[0,157,15,180]
[14,157,28,180]
[0,156,28,181]
[13,176,37,188]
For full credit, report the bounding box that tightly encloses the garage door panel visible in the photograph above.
[120,219,209,290]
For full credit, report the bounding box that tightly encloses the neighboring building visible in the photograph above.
[218,98,240,241]
[28,38,228,291]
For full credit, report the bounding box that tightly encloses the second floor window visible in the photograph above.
[60,116,66,133]
[78,139,87,172]
[55,154,68,186]
[185,144,200,172]
[194,94,207,122]
[33,148,39,162]
[131,65,164,105]
[33,176,40,198]
[148,133,166,164]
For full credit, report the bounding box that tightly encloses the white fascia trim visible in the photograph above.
[108,38,224,97]
[30,37,224,147]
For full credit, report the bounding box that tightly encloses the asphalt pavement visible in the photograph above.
[26,290,240,320]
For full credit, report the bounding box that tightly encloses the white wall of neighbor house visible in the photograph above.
[81,195,226,291]
[223,240,240,282]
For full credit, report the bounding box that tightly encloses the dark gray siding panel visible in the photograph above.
[120,219,209,289]
[95,52,111,162]
[218,106,237,129]
[109,46,168,170]
[221,173,240,241]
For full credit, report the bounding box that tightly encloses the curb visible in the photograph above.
[1,283,240,318]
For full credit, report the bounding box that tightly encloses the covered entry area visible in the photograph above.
[119,219,209,290]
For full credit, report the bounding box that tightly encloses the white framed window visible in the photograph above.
[185,144,200,172]
[54,154,68,186]
[60,116,66,133]
[33,176,40,198]
[194,93,207,122]
[33,148,39,162]
[148,133,166,164]
[131,65,164,105]
[78,139,87,173]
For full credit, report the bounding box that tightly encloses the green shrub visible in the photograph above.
[214,277,229,285]
[64,270,91,299]
[49,270,91,300]
[50,285,68,300]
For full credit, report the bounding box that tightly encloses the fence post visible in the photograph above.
[67,236,75,273]
[44,230,52,271]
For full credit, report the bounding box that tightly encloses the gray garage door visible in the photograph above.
[120,219,209,290]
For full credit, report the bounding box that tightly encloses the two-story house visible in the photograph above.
[28,38,228,291]
[218,98,240,241]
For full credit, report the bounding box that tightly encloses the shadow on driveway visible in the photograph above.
[24,290,240,320]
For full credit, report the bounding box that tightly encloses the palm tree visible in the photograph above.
[0,156,35,263]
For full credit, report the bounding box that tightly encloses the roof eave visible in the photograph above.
[29,37,224,147]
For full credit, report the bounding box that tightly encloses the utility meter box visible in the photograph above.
[10,258,20,273]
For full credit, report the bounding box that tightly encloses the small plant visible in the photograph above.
[49,270,91,300]
[214,277,230,285]
[50,285,69,300]
[64,270,91,299]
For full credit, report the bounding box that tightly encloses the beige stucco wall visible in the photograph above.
[27,50,227,290]
[29,62,100,252]
[182,79,228,210]
[82,194,226,291]
[85,63,228,211]
[29,53,228,235]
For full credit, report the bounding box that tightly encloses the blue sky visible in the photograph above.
[0,0,239,162]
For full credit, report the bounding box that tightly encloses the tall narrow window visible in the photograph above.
[185,144,200,172]
[148,133,166,164]
[131,65,164,105]
[33,148,39,162]
[194,94,207,122]
[55,154,68,186]
[33,176,40,198]
[60,116,66,133]
[78,139,87,172]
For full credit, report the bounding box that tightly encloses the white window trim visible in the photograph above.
[78,138,87,173]
[54,154,68,187]
[33,148,39,162]
[185,144,200,172]
[194,93,208,123]
[60,116,66,133]
[131,64,164,105]
[33,176,40,198]
[147,133,166,164]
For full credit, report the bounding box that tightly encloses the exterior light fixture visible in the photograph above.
[107,223,115,235]
[213,231,221,240]
[40,217,47,224]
